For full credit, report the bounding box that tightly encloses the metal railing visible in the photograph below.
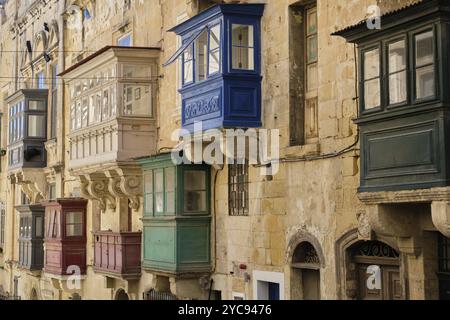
[145,289,177,300]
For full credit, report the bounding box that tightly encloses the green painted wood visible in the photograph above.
[138,153,211,274]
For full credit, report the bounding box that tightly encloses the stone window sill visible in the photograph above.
[281,143,320,158]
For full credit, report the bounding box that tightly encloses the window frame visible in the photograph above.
[359,24,439,114]
[411,26,438,103]
[385,36,409,109]
[228,161,249,216]
[228,16,259,74]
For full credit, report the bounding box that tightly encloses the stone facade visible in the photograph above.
[0,0,447,300]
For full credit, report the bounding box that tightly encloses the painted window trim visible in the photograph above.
[359,24,439,114]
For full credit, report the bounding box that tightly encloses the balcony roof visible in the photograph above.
[59,46,160,77]
[331,0,448,42]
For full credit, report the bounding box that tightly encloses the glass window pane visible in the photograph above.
[389,71,407,104]
[66,212,83,224]
[76,101,82,128]
[66,224,82,237]
[29,100,45,111]
[70,104,76,130]
[122,84,152,116]
[110,85,117,117]
[155,193,163,213]
[364,48,380,80]
[102,89,109,120]
[389,40,406,73]
[82,98,88,127]
[89,95,96,124]
[306,8,317,35]
[155,170,163,192]
[184,190,206,212]
[415,31,434,67]
[184,170,206,190]
[416,65,435,99]
[28,115,46,137]
[95,92,102,122]
[196,30,208,81]
[165,167,175,192]
[210,25,220,50]
[232,24,254,70]
[145,194,153,213]
[166,192,175,214]
[118,33,132,47]
[307,35,318,63]
[183,45,193,84]
[144,172,153,193]
[209,49,220,75]
[364,78,381,109]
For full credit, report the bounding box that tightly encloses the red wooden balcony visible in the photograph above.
[93,231,141,279]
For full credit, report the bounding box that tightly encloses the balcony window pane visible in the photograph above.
[123,84,152,116]
[110,85,117,117]
[183,170,206,213]
[82,98,88,127]
[389,71,407,104]
[364,79,381,109]
[102,89,109,120]
[76,101,82,128]
[144,172,153,214]
[415,31,435,100]
[416,65,435,99]
[29,100,45,111]
[196,30,208,81]
[183,45,194,84]
[70,104,76,130]
[155,170,164,213]
[66,211,83,237]
[364,48,381,109]
[28,115,46,137]
[416,31,434,66]
[165,167,175,214]
[209,25,221,75]
[232,24,254,70]
[89,95,96,124]
[389,40,407,104]
[95,92,102,122]
[307,35,318,63]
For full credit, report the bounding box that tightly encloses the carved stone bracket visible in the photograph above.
[105,166,142,211]
[77,165,142,212]
[431,201,450,238]
[9,170,46,204]
[79,173,116,211]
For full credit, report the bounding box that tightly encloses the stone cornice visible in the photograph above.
[358,187,450,205]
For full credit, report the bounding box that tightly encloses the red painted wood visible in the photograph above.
[42,199,88,276]
[93,231,141,278]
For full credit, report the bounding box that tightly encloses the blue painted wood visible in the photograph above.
[167,4,265,133]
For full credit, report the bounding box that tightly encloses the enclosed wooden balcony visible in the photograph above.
[60,46,159,171]
[93,231,141,279]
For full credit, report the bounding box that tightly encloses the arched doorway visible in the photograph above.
[291,241,321,300]
[115,289,129,300]
[30,288,38,300]
[350,240,401,300]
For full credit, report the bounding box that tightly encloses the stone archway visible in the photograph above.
[286,231,325,300]
[335,229,403,300]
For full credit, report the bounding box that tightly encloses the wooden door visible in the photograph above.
[302,269,320,300]
[357,263,402,300]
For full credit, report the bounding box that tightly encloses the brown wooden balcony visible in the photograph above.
[93,231,141,279]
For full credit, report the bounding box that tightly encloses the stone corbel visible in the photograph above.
[431,201,450,238]
[11,171,45,204]
[106,167,142,211]
[356,211,374,241]
[79,174,116,211]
